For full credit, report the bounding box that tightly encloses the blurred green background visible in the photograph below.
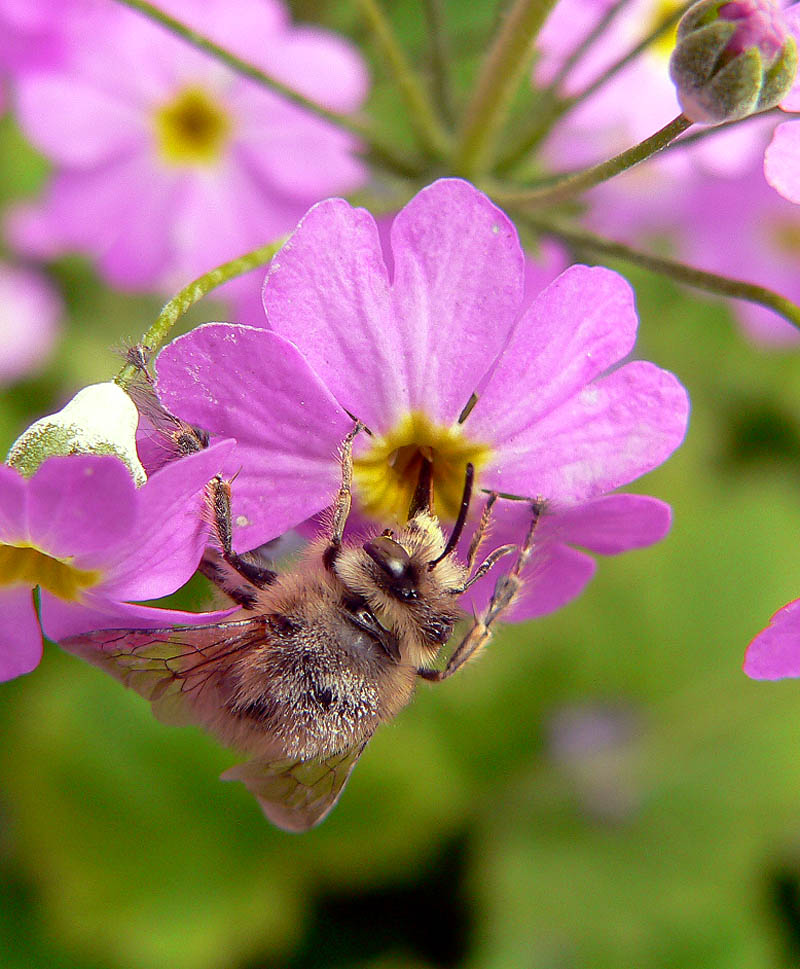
[3,2,800,968]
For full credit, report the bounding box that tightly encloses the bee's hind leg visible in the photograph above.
[419,498,544,682]
[203,476,278,602]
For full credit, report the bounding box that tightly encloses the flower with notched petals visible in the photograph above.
[156,179,689,619]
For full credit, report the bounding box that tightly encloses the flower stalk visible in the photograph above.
[523,216,800,331]
[453,0,559,177]
[356,0,451,158]
[493,114,693,209]
[115,237,287,389]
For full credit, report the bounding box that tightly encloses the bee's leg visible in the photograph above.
[323,421,364,569]
[205,476,277,594]
[420,499,543,682]
[466,491,498,570]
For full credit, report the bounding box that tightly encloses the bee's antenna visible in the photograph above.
[429,462,474,568]
[408,455,434,519]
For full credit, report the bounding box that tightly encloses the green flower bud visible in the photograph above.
[670,0,798,124]
[7,381,146,483]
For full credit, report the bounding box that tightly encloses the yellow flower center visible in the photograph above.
[154,87,232,166]
[771,219,800,255]
[0,544,101,601]
[353,412,491,523]
[649,0,683,60]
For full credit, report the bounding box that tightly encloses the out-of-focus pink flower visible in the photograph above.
[6,0,368,292]
[0,442,234,682]
[0,263,62,384]
[764,4,800,202]
[154,179,689,619]
[745,599,800,678]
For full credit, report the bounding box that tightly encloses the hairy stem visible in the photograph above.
[111,0,423,177]
[115,238,287,388]
[356,0,450,157]
[494,114,692,208]
[523,217,800,330]
[423,0,456,126]
[454,0,558,177]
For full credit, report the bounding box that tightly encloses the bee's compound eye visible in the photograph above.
[363,536,418,599]
[363,536,411,581]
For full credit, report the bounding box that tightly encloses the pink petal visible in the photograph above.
[0,586,43,681]
[388,179,525,425]
[483,361,690,502]
[97,440,235,600]
[744,599,800,679]
[554,494,672,554]
[27,456,137,559]
[15,72,147,166]
[156,324,353,549]
[764,122,800,204]
[0,263,62,384]
[469,265,639,445]
[43,595,236,643]
[263,198,398,430]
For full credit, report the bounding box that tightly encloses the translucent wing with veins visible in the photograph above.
[61,623,371,831]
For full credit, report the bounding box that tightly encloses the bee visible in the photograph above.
[62,424,543,831]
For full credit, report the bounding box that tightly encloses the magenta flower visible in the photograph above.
[0,441,233,681]
[155,179,688,618]
[6,0,368,291]
[0,263,62,384]
[764,5,800,203]
[745,599,800,679]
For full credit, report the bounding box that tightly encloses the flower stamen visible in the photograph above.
[354,411,490,523]
[154,87,232,166]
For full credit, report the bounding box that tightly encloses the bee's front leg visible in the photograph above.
[420,498,544,682]
[323,420,365,569]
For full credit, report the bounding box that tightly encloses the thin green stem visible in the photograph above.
[423,0,456,126]
[493,114,692,208]
[522,217,800,331]
[497,1,690,170]
[356,0,450,158]
[454,0,559,177]
[111,0,424,178]
[549,0,635,94]
[660,106,794,153]
[115,237,287,389]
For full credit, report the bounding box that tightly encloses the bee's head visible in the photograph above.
[333,463,473,666]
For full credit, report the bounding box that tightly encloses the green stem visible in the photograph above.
[660,106,792,154]
[423,0,456,126]
[522,217,800,331]
[356,0,450,158]
[111,0,423,178]
[115,237,287,389]
[453,0,558,177]
[496,1,689,169]
[493,114,692,208]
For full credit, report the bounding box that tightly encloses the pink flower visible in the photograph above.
[745,599,800,678]
[155,179,689,618]
[6,0,368,292]
[764,4,800,203]
[0,263,62,383]
[0,442,233,682]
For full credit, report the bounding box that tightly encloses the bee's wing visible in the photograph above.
[61,618,267,729]
[222,743,368,832]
